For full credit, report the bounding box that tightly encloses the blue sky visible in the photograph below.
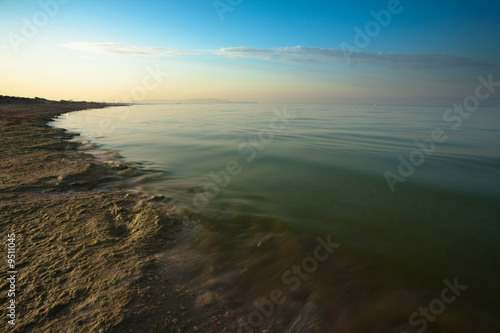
[1,0,499,104]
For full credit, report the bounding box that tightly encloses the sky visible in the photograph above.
[1,0,499,105]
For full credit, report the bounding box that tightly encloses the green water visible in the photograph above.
[52,104,500,331]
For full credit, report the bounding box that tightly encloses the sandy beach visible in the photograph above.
[0,98,240,332]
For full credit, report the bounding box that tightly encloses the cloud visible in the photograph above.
[62,42,198,57]
[213,46,330,64]
[214,46,491,68]
[62,42,490,69]
[231,64,319,73]
[231,65,277,70]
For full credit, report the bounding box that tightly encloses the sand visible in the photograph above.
[0,101,239,332]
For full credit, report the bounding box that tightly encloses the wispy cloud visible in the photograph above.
[62,42,199,57]
[214,46,338,64]
[214,46,491,68]
[61,42,490,69]
[231,65,277,70]
[231,64,320,73]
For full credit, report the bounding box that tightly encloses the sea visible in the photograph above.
[51,103,500,332]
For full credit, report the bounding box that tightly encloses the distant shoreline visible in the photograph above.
[137,98,258,104]
[135,102,258,105]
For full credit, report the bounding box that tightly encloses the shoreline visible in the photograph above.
[0,102,238,332]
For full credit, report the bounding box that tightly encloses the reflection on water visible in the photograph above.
[51,104,500,331]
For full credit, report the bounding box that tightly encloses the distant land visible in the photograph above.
[138,98,257,104]
[0,96,257,106]
[0,95,115,106]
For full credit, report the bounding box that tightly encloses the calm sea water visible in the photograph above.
[51,104,500,331]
